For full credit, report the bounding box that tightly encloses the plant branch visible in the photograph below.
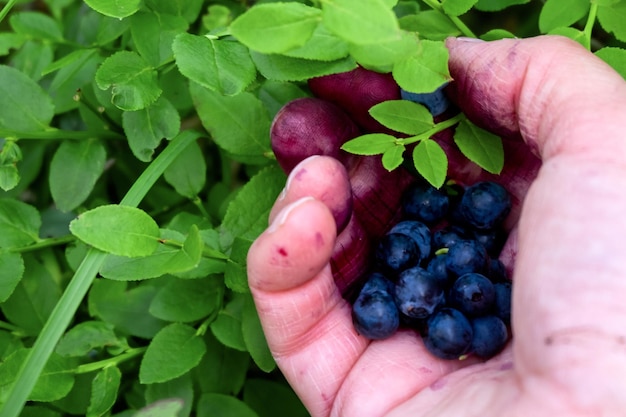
[399,112,464,146]
[75,347,147,375]
[583,2,599,50]
[421,0,477,38]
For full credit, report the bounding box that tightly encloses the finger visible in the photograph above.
[447,35,626,411]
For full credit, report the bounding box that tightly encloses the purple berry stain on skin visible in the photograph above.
[278,247,288,257]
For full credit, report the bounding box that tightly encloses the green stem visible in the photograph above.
[421,0,477,38]
[9,235,76,254]
[0,0,17,24]
[583,2,599,50]
[0,130,203,417]
[192,196,211,220]
[0,128,124,141]
[160,238,229,261]
[0,320,22,333]
[75,347,147,375]
[399,112,464,146]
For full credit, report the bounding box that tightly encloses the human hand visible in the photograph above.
[247,36,626,416]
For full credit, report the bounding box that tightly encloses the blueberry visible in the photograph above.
[445,239,488,277]
[426,253,452,289]
[458,181,511,231]
[471,228,506,257]
[432,226,467,250]
[470,315,509,358]
[388,220,432,265]
[424,308,473,360]
[402,182,449,225]
[352,274,399,340]
[449,273,496,317]
[375,233,420,273]
[401,84,451,117]
[486,258,508,282]
[394,266,445,320]
[493,281,512,326]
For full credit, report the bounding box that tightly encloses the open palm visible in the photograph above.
[247,36,626,417]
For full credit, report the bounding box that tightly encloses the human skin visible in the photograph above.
[246,36,626,417]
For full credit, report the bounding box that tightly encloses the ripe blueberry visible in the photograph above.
[470,315,509,358]
[402,182,449,225]
[388,220,432,265]
[374,233,420,273]
[394,266,445,320]
[458,181,511,230]
[449,273,496,317]
[493,281,512,326]
[424,307,473,360]
[352,273,399,340]
[400,84,451,117]
[445,239,488,277]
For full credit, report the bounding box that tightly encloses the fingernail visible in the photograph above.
[267,196,315,233]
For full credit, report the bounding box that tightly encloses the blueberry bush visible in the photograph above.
[0,0,625,416]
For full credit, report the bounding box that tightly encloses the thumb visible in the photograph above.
[448,35,626,412]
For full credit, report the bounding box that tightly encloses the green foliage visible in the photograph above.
[0,0,625,416]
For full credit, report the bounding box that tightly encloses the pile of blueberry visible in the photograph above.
[351,179,513,360]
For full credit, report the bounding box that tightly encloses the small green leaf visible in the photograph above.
[392,40,451,94]
[474,0,530,11]
[598,1,626,42]
[56,321,119,357]
[139,323,207,384]
[349,30,418,72]
[230,3,321,54]
[283,23,349,61]
[210,294,246,351]
[86,366,121,417]
[219,165,286,250]
[49,139,106,212]
[145,374,194,417]
[250,51,357,82]
[95,51,162,111]
[341,133,397,155]
[0,331,23,361]
[173,34,256,96]
[412,138,448,188]
[382,144,406,171]
[194,333,250,395]
[258,80,308,118]
[441,0,478,16]
[9,11,64,42]
[546,27,589,49]
[595,47,626,79]
[197,393,258,417]
[149,276,224,322]
[134,399,185,417]
[163,139,206,199]
[242,294,275,372]
[0,252,24,302]
[130,11,188,67]
[322,0,401,45]
[224,236,252,292]
[190,83,271,162]
[84,0,141,18]
[454,118,504,174]
[539,0,589,34]
[369,100,434,135]
[203,4,233,30]
[399,11,461,40]
[0,65,54,131]
[122,96,181,162]
[480,28,517,40]
[0,199,41,249]
[0,33,25,56]
[70,205,160,257]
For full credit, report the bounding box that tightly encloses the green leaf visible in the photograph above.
[139,323,207,384]
[0,199,40,249]
[203,4,233,30]
[56,321,119,357]
[0,65,54,131]
[0,349,75,402]
[454,118,504,174]
[230,3,321,54]
[250,51,357,82]
[210,294,246,351]
[149,276,224,322]
[369,100,434,135]
[595,47,626,80]
[194,332,250,395]
[283,23,349,61]
[0,32,25,56]
[0,331,23,361]
[399,11,461,40]
[145,374,194,417]
[88,280,167,339]
[382,144,405,171]
[9,40,53,82]
[70,205,160,257]
[87,366,121,417]
[244,379,309,417]
[442,0,478,16]
[474,0,530,11]
[242,294,275,372]
[412,138,448,188]
[341,133,397,155]
[173,34,256,96]
[130,11,188,67]
[84,0,141,18]
[223,236,252,292]
[349,30,418,72]
[134,399,185,417]
[190,83,271,161]
[9,11,64,42]
[144,0,205,22]
[480,28,517,40]
[96,15,131,45]
[49,139,106,212]
[539,0,589,33]
[219,165,287,250]
[0,252,24,303]
[258,80,308,118]
[95,51,162,111]
[598,1,626,42]
[197,393,258,417]
[546,26,589,49]
[321,0,401,45]
[122,96,181,162]
[392,40,451,93]
[163,139,206,198]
